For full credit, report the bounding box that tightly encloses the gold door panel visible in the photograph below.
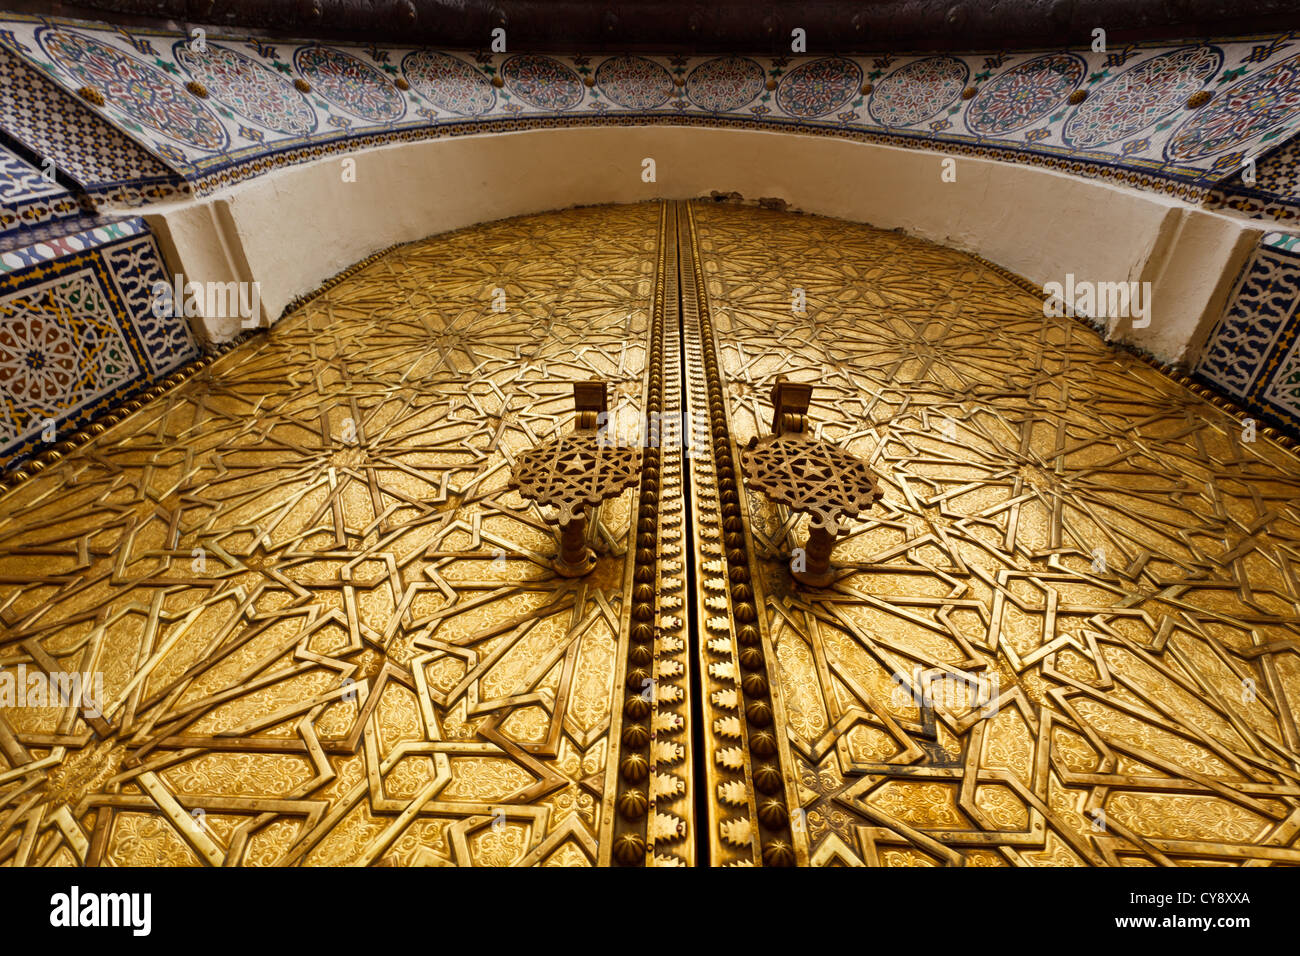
[0,203,693,867]
[2,200,1298,867]
[685,200,1300,867]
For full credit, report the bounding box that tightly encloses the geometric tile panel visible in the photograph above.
[0,142,81,237]
[1194,233,1300,437]
[0,41,186,209]
[1,14,1299,217]
[0,219,199,467]
[1207,137,1300,222]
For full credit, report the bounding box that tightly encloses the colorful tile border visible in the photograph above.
[1194,236,1300,436]
[0,142,82,237]
[0,216,199,467]
[0,215,146,271]
[0,15,1298,222]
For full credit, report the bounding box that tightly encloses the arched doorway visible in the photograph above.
[2,201,1297,867]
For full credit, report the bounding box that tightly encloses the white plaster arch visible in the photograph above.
[144,124,1265,364]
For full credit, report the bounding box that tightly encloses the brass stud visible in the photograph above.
[746,700,773,726]
[757,797,788,829]
[621,722,650,748]
[762,839,796,867]
[742,673,769,697]
[753,763,783,794]
[629,643,653,666]
[613,832,646,865]
[294,78,312,93]
[395,77,410,91]
[765,78,777,91]
[961,86,978,100]
[77,86,105,106]
[750,729,777,755]
[617,788,648,820]
[1068,89,1087,105]
[626,667,651,690]
[1186,90,1211,109]
[185,80,208,98]
[624,695,650,719]
[860,82,873,95]
[620,752,649,782]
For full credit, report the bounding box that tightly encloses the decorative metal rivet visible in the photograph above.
[77,86,105,106]
[1186,90,1211,108]
[618,788,648,820]
[753,763,783,793]
[621,722,650,747]
[620,752,649,782]
[757,797,789,829]
[746,700,773,726]
[762,839,796,867]
[1068,89,1087,105]
[742,673,769,697]
[613,832,646,865]
[294,79,312,93]
[185,81,208,98]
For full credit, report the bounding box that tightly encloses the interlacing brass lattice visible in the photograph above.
[1,200,1298,867]
[0,203,678,866]
[691,200,1300,866]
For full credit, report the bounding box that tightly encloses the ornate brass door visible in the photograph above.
[2,201,1299,867]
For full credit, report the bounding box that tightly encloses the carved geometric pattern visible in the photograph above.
[691,200,1300,867]
[1195,237,1300,434]
[4,201,1300,868]
[0,203,663,867]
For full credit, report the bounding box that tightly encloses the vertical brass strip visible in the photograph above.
[602,201,694,866]
[678,200,801,866]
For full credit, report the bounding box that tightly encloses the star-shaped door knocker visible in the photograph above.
[741,377,881,587]
[509,380,641,577]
